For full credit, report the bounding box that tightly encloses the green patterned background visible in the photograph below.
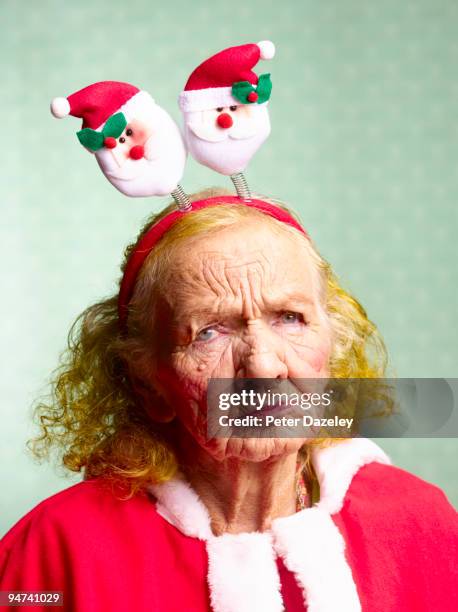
[1,0,457,534]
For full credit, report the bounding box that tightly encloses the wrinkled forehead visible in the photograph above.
[159,220,319,310]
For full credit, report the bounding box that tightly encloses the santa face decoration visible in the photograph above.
[51,81,186,197]
[179,41,275,177]
[182,103,270,176]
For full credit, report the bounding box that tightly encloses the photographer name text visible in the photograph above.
[218,415,354,429]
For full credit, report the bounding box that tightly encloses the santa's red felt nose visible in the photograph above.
[216,113,233,129]
[129,145,144,160]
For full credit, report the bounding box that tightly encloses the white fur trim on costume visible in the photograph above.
[179,87,241,112]
[272,507,361,612]
[257,40,276,60]
[148,478,212,540]
[312,438,391,515]
[148,439,392,612]
[207,532,283,612]
[50,97,70,118]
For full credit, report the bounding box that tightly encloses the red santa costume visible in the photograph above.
[1,438,457,611]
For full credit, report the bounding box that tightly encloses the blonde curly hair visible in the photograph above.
[29,188,389,497]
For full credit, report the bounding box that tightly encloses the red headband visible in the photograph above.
[118,195,309,329]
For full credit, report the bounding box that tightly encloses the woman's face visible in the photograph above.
[149,219,332,462]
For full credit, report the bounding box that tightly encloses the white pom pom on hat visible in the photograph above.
[50,97,70,119]
[257,40,275,60]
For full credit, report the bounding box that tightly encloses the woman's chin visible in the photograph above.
[204,436,307,462]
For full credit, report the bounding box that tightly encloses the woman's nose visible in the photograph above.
[236,329,288,379]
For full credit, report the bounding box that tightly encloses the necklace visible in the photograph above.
[295,469,310,511]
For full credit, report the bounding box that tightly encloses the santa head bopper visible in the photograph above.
[178,41,275,176]
[51,81,186,197]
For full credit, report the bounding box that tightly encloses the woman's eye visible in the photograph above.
[195,326,218,342]
[280,311,305,325]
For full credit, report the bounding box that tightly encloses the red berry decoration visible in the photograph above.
[104,136,117,149]
[129,145,144,160]
[247,91,258,103]
[216,113,233,129]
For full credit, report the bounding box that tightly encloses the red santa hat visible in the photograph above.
[50,81,153,131]
[178,41,275,113]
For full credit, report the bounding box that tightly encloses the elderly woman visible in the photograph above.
[0,189,456,612]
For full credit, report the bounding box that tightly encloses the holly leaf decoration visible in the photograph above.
[77,128,105,151]
[255,73,272,104]
[76,112,127,151]
[231,81,255,104]
[103,112,127,139]
[231,73,272,104]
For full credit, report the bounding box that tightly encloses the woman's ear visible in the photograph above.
[130,376,176,423]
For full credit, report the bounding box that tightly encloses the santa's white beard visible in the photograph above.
[99,153,181,197]
[184,107,271,176]
[95,106,186,197]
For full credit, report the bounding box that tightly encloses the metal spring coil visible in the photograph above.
[171,184,192,211]
[230,172,252,202]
